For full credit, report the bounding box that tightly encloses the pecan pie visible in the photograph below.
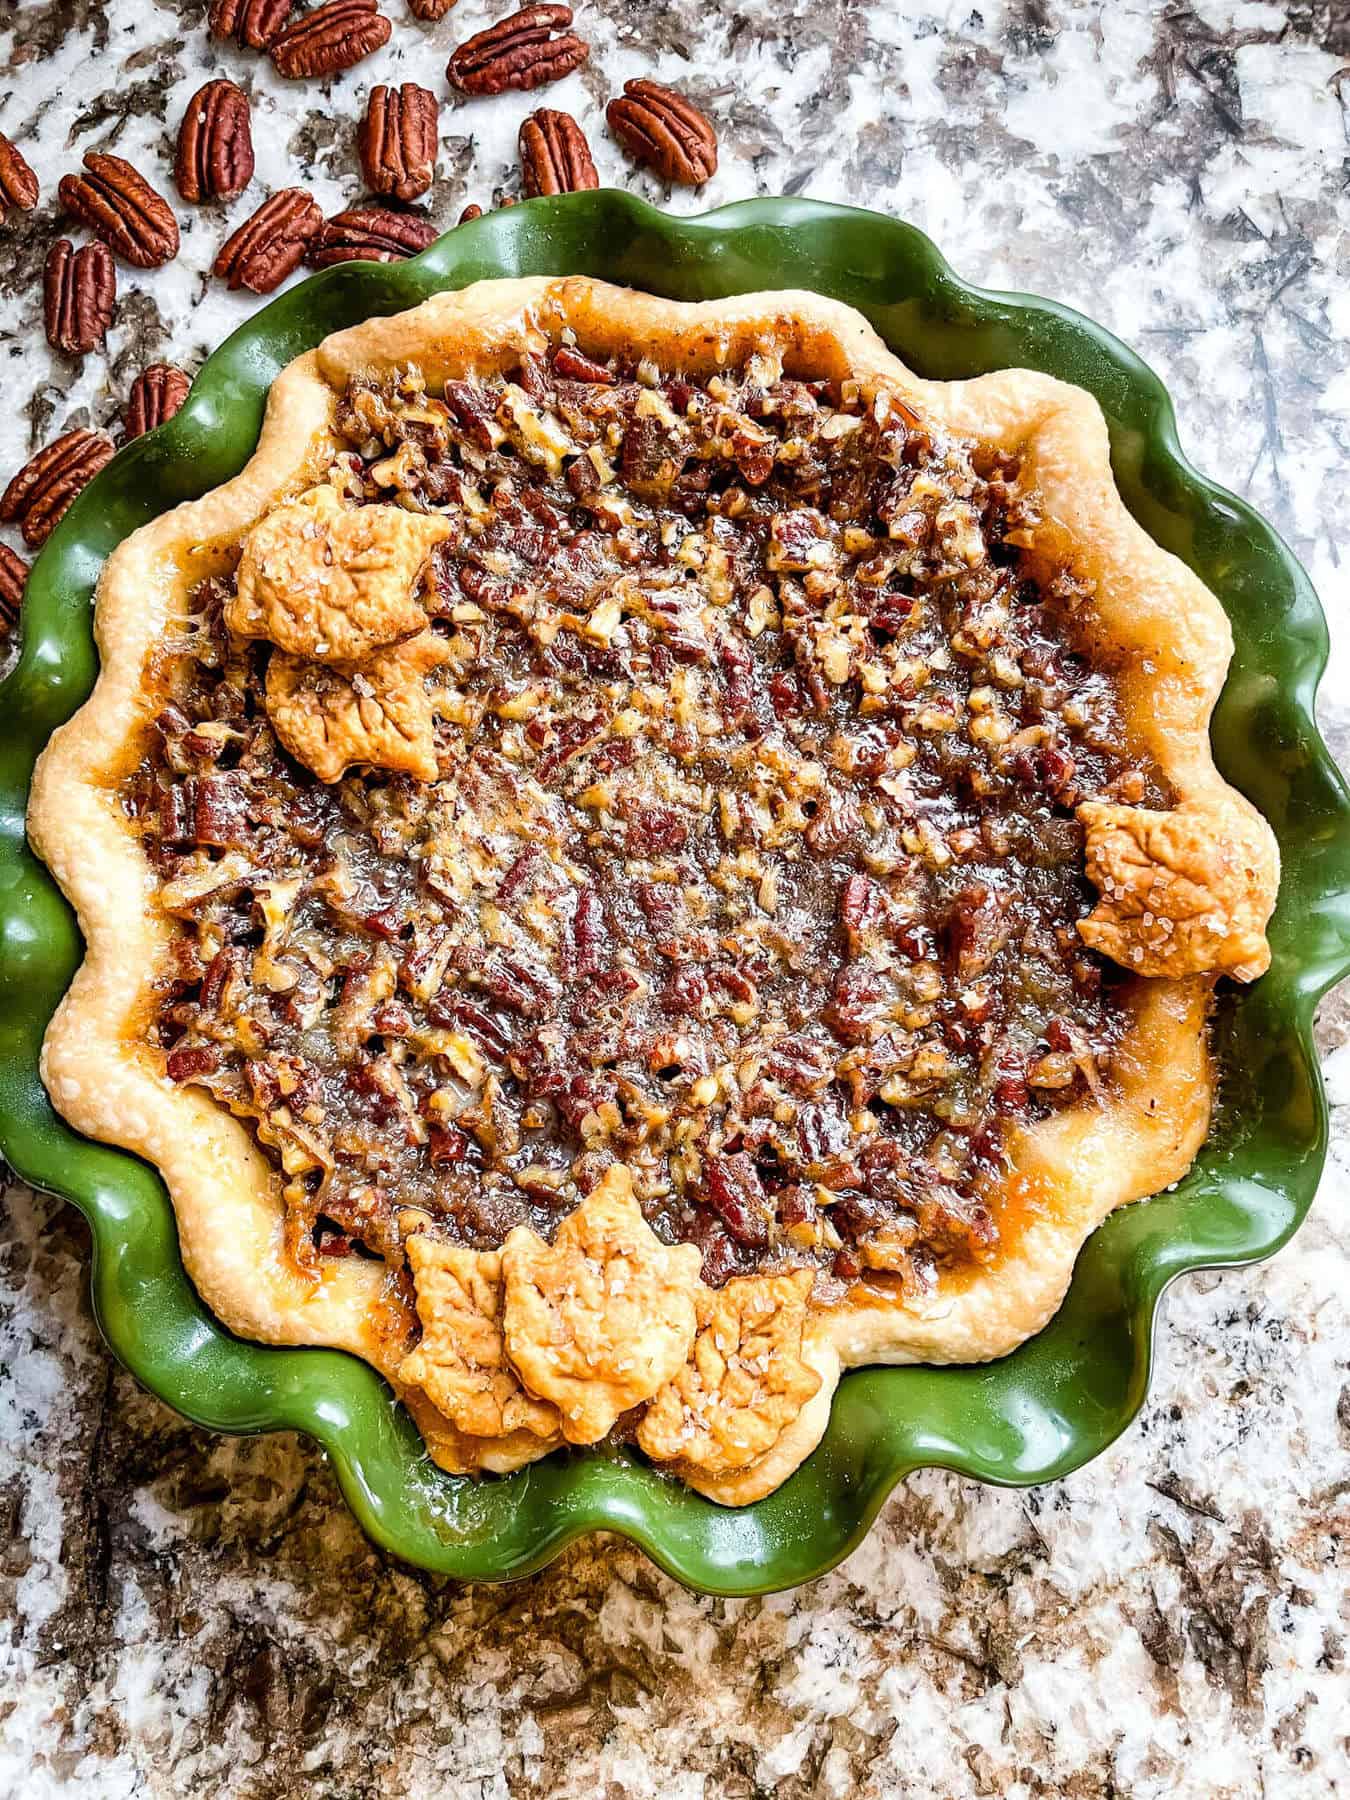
[29,280,1279,1504]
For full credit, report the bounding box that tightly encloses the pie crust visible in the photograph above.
[28,279,1279,1504]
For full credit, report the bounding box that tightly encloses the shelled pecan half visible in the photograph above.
[0,133,39,211]
[458,197,516,223]
[58,153,180,269]
[176,79,254,204]
[209,0,293,47]
[607,79,718,186]
[123,365,193,440]
[0,545,28,638]
[214,188,324,293]
[270,0,391,78]
[0,430,116,548]
[519,108,597,196]
[358,83,438,202]
[447,5,587,98]
[309,206,438,266]
[407,0,456,17]
[44,239,116,357]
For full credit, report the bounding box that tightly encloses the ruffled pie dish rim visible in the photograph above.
[0,194,1345,1595]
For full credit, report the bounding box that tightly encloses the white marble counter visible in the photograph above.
[1,2,1348,1794]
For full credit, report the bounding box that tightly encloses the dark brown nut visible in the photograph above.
[175,79,255,204]
[606,79,718,186]
[0,133,39,211]
[213,187,324,293]
[0,430,116,549]
[0,544,28,639]
[209,0,293,48]
[270,0,391,78]
[309,206,438,267]
[58,153,180,269]
[44,239,116,357]
[519,108,597,197]
[124,365,193,440]
[358,83,438,202]
[447,5,588,98]
[458,202,483,223]
[408,0,456,18]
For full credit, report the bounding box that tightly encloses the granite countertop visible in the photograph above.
[2,2,1349,1794]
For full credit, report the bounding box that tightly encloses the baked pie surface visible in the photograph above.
[28,278,1279,1504]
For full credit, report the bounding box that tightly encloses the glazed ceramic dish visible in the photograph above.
[2,196,1346,1592]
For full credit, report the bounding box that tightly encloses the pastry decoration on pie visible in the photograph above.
[29,278,1278,1504]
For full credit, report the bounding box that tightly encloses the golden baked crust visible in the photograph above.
[265,627,451,782]
[397,1232,561,1444]
[501,1166,703,1445]
[636,1269,821,1476]
[229,483,451,663]
[27,278,1279,1505]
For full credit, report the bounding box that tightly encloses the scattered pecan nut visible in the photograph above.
[457,202,483,223]
[309,205,438,267]
[447,4,588,98]
[44,239,116,357]
[519,108,597,196]
[0,430,116,549]
[213,187,323,294]
[0,544,28,638]
[58,153,180,269]
[123,365,193,441]
[208,0,293,48]
[0,132,39,211]
[270,0,391,78]
[407,0,456,18]
[175,79,254,204]
[358,83,438,202]
[606,79,718,186]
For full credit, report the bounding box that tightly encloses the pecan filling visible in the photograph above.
[125,344,1165,1293]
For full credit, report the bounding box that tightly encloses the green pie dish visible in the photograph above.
[2,195,1346,1594]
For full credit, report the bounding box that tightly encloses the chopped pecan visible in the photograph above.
[446,4,588,98]
[58,152,179,269]
[398,1236,561,1442]
[175,78,254,204]
[358,83,438,203]
[0,133,39,211]
[43,239,116,357]
[637,1270,820,1475]
[0,544,28,638]
[0,430,115,549]
[123,365,192,441]
[269,0,391,78]
[213,187,323,294]
[607,79,718,186]
[228,484,452,661]
[519,108,598,197]
[208,0,293,47]
[308,206,438,267]
[501,1165,702,1444]
[265,629,451,783]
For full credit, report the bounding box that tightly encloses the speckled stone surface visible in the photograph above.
[2,2,1349,1795]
